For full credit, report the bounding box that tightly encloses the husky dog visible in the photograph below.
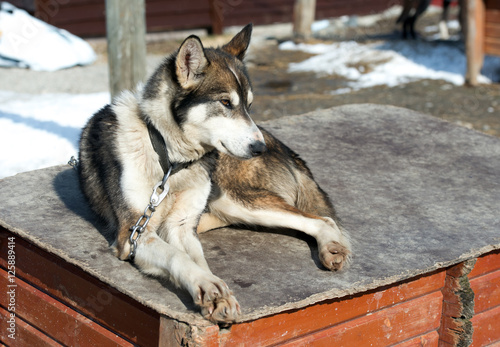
[78,24,351,324]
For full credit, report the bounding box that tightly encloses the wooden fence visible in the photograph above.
[31,0,400,37]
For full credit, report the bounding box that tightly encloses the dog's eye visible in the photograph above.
[248,102,253,110]
[220,99,232,108]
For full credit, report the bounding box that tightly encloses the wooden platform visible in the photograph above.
[1,104,499,346]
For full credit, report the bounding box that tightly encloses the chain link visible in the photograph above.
[128,167,172,260]
[128,204,156,259]
[68,156,79,171]
[68,155,172,260]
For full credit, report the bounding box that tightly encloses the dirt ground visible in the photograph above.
[221,9,500,137]
[247,44,500,137]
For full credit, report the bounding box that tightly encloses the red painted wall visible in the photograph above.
[33,0,402,37]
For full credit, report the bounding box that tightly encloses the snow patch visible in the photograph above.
[0,91,109,178]
[279,40,500,90]
[0,2,96,71]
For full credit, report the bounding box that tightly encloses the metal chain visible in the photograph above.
[128,166,172,260]
[68,156,172,260]
[68,156,79,171]
[128,204,156,260]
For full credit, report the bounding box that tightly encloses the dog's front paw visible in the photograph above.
[193,276,241,324]
[319,241,350,271]
[201,295,240,324]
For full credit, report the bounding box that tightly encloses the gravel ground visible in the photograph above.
[1,7,499,137]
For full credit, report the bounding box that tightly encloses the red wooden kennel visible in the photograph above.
[1,105,499,346]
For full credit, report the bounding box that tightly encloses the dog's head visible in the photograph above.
[144,24,266,159]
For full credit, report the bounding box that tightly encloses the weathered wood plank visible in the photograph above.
[279,291,443,347]
[471,305,500,346]
[485,22,500,37]
[106,0,147,98]
[0,228,160,347]
[485,44,500,55]
[0,305,61,347]
[147,13,212,33]
[486,0,500,10]
[293,0,316,40]
[221,272,445,346]
[393,330,439,346]
[469,250,500,278]
[438,261,475,346]
[159,318,220,347]
[0,268,131,346]
[485,37,500,55]
[465,0,486,85]
[486,9,500,22]
[470,269,500,314]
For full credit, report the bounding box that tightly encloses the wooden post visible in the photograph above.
[465,0,485,86]
[293,0,317,40]
[208,0,224,35]
[106,0,147,99]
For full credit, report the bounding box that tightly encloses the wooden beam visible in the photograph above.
[208,0,224,35]
[105,0,147,99]
[293,0,316,40]
[465,0,486,85]
[438,260,476,346]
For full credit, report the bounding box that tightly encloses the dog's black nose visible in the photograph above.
[250,141,267,157]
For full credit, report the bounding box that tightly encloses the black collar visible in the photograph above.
[145,120,193,177]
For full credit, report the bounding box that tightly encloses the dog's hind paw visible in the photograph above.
[201,295,241,324]
[319,241,350,271]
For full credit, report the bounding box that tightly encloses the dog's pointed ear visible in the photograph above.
[222,23,252,60]
[176,35,208,89]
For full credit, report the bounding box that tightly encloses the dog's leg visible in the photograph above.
[112,189,240,323]
[157,187,214,270]
[133,230,240,323]
[440,0,452,39]
[403,18,411,39]
[207,193,351,271]
[197,213,229,234]
[397,0,412,39]
[408,16,417,39]
[412,0,431,39]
